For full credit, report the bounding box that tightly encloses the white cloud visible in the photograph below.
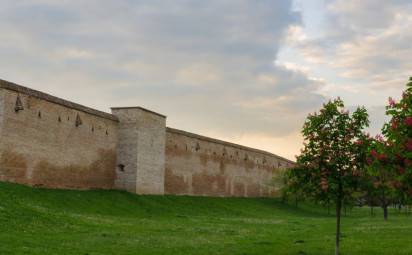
[274,0,412,143]
[274,61,310,75]
[290,0,412,92]
[0,0,328,159]
[7,0,410,159]
[174,64,222,86]
[52,47,95,60]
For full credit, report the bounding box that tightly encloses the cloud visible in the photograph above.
[327,0,411,32]
[6,0,411,159]
[274,0,412,150]
[288,0,412,92]
[0,0,326,155]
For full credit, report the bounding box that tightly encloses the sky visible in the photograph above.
[0,0,411,160]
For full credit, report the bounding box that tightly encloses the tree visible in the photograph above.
[381,77,412,207]
[286,164,333,212]
[364,135,396,220]
[284,165,313,207]
[292,98,369,255]
[358,165,377,216]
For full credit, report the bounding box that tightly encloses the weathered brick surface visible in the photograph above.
[0,87,118,189]
[0,89,4,149]
[0,79,118,121]
[112,107,166,195]
[165,128,294,197]
[0,79,294,197]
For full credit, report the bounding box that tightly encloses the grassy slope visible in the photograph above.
[0,182,411,255]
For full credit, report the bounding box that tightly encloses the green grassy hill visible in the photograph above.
[0,182,411,255]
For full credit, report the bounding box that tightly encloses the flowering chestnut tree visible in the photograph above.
[292,98,369,255]
[382,77,412,205]
[364,135,396,220]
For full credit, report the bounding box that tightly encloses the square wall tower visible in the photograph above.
[111,107,166,195]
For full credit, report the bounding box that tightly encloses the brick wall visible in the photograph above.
[0,79,294,197]
[0,80,118,189]
[165,128,294,197]
[111,107,166,195]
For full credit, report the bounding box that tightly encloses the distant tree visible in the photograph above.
[354,132,375,215]
[381,77,412,209]
[364,135,396,220]
[284,165,311,207]
[291,98,369,255]
[358,163,377,216]
[285,164,334,212]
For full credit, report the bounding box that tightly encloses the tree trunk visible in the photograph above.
[335,197,342,255]
[369,197,374,216]
[383,205,388,221]
[281,193,286,204]
[328,203,330,215]
[381,189,388,221]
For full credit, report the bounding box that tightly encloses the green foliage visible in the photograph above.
[363,135,397,219]
[290,98,369,204]
[288,98,369,255]
[380,77,412,200]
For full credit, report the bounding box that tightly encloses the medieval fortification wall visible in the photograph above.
[0,79,294,197]
[165,128,293,197]
[0,80,118,189]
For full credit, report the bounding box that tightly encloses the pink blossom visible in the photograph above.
[375,134,384,142]
[389,97,396,107]
[366,158,373,165]
[371,149,378,158]
[354,139,363,145]
[406,140,412,152]
[405,117,412,127]
[377,153,387,161]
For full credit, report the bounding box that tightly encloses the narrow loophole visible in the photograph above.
[117,164,125,172]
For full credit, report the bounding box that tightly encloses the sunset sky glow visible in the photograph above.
[1,0,411,160]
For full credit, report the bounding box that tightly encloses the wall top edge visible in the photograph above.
[0,78,119,122]
[111,106,166,118]
[166,127,296,165]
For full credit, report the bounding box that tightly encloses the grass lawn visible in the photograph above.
[0,182,411,255]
